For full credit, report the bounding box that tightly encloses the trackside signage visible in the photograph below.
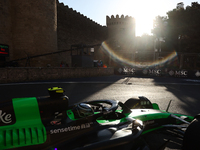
[169,70,188,77]
[0,44,9,57]
[143,69,162,76]
[117,67,200,78]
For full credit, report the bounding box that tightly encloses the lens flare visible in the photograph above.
[101,41,177,68]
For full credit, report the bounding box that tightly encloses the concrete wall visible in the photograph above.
[0,67,114,83]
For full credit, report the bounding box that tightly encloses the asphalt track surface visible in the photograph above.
[0,75,200,150]
[1,75,200,116]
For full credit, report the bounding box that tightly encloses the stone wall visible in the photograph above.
[0,0,59,67]
[0,0,108,67]
[57,2,108,66]
[57,2,107,49]
[0,0,12,53]
[0,67,114,83]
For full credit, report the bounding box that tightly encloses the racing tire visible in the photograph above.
[182,117,200,150]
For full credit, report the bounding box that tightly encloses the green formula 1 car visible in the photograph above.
[0,87,199,150]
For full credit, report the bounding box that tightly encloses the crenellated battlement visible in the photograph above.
[106,15,135,26]
[57,1,104,27]
[57,0,108,67]
[106,14,136,40]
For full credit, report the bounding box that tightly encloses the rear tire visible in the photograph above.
[183,117,200,150]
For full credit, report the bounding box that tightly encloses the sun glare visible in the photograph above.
[102,41,178,68]
[121,0,162,36]
[135,17,153,36]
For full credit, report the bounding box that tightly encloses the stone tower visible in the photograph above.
[106,15,136,67]
[0,0,58,67]
[106,15,135,44]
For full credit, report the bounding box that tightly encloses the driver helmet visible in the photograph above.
[76,103,94,117]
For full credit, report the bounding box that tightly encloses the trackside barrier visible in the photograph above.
[0,67,114,83]
[115,67,200,78]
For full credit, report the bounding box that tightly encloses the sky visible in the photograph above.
[59,0,200,36]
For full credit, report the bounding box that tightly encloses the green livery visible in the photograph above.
[0,87,198,150]
[0,97,46,150]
